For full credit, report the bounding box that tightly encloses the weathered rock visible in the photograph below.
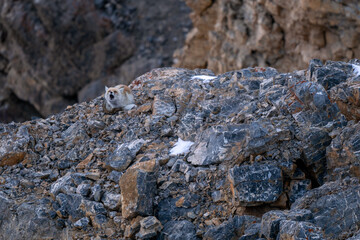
[101,192,121,211]
[277,220,325,240]
[159,220,198,240]
[327,121,360,179]
[136,216,163,239]
[204,215,260,240]
[291,179,360,239]
[0,125,32,167]
[119,160,157,219]
[106,138,145,171]
[73,217,90,230]
[176,0,360,73]
[229,164,283,206]
[0,61,359,239]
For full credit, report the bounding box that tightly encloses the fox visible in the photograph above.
[103,85,136,113]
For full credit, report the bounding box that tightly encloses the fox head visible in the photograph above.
[105,86,124,101]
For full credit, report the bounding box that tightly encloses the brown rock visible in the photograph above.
[176,0,360,73]
[119,160,158,219]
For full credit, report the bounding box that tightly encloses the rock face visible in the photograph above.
[0,60,360,239]
[175,0,360,73]
[0,0,191,123]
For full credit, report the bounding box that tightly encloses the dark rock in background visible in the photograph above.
[0,0,191,123]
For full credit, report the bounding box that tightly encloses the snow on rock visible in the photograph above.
[170,138,194,156]
[352,64,360,77]
[191,75,217,83]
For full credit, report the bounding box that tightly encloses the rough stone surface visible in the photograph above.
[0,61,359,239]
[175,0,360,74]
[229,164,283,206]
[119,160,157,219]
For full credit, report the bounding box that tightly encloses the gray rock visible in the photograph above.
[277,220,325,240]
[260,210,287,240]
[204,215,260,240]
[136,216,163,239]
[228,164,283,206]
[106,139,145,171]
[74,217,90,230]
[55,193,84,221]
[90,184,103,202]
[291,179,360,239]
[159,220,198,240]
[152,95,176,117]
[101,192,121,210]
[50,173,86,197]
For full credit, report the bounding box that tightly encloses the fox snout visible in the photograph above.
[109,92,115,100]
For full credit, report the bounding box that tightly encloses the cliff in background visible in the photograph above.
[0,0,191,123]
[1,60,360,239]
[175,0,360,74]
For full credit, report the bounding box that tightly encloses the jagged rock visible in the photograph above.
[291,178,360,239]
[74,217,90,230]
[204,215,260,240]
[0,196,63,239]
[90,184,103,202]
[327,121,360,179]
[0,61,359,239]
[55,193,84,221]
[119,160,157,219]
[277,220,325,240]
[159,220,198,240]
[101,192,121,211]
[49,173,86,197]
[260,209,314,240]
[0,125,32,167]
[229,164,283,206]
[106,139,145,171]
[136,216,163,239]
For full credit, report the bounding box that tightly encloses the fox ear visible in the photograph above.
[105,86,108,92]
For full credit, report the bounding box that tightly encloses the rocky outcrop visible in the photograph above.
[0,0,191,123]
[0,59,359,239]
[175,0,360,74]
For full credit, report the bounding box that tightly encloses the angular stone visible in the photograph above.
[277,220,325,240]
[152,95,176,117]
[101,192,121,211]
[291,179,360,239]
[327,122,360,179]
[159,220,198,240]
[74,217,90,230]
[204,215,260,240]
[136,216,163,239]
[106,139,145,171]
[119,160,157,219]
[260,210,287,240]
[55,193,85,221]
[0,125,32,167]
[50,173,86,197]
[229,164,283,206]
[288,180,312,203]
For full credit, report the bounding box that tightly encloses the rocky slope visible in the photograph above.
[175,0,360,74]
[1,59,360,239]
[0,0,191,123]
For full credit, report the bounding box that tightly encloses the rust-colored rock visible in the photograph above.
[175,0,360,73]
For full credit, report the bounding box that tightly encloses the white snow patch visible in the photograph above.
[352,64,360,77]
[170,138,194,156]
[191,75,217,83]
